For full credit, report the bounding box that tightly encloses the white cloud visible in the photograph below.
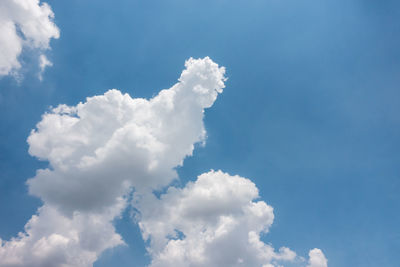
[0,203,125,267]
[0,57,328,266]
[0,0,59,77]
[38,54,52,80]
[307,248,328,267]
[0,57,227,266]
[27,57,226,214]
[134,170,297,267]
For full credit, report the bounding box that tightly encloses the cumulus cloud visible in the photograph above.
[27,57,226,214]
[135,170,297,267]
[0,203,125,267]
[307,248,328,267]
[0,57,227,266]
[0,0,59,77]
[0,57,327,266]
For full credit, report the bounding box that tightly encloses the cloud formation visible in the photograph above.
[0,57,327,266]
[307,248,328,267]
[0,203,124,267]
[0,0,59,77]
[27,57,226,214]
[135,170,297,267]
[0,57,226,266]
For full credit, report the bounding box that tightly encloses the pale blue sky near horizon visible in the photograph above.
[1,0,400,266]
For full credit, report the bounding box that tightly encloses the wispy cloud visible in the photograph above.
[38,54,52,80]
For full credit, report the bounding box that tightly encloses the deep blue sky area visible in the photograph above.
[1,0,400,266]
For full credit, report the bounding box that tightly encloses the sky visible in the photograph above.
[0,0,400,266]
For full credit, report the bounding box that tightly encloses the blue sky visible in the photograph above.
[1,0,400,266]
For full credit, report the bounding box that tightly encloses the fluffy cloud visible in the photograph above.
[0,57,327,266]
[0,0,59,77]
[307,248,328,267]
[135,170,297,267]
[0,203,124,267]
[0,57,227,266]
[27,57,226,214]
